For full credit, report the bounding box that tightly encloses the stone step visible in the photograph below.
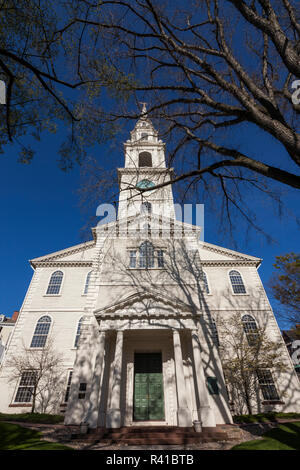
[89,426,226,435]
[102,432,227,439]
[105,437,224,445]
[71,430,229,445]
[91,426,185,434]
[71,436,226,446]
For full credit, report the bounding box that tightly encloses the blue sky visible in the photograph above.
[0,120,299,331]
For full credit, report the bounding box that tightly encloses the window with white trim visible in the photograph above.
[229,270,246,294]
[30,316,51,348]
[74,317,83,348]
[242,314,259,346]
[139,241,154,268]
[157,250,164,268]
[78,382,87,399]
[83,271,92,295]
[202,271,210,294]
[129,243,165,269]
[257,369,280,401]
[64,371,73,403]
[14,371,37,403]
[129,250,137,268]
[46,270,63,295]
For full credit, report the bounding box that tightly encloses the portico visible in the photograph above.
[66,312,220,430]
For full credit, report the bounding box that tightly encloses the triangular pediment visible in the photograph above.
[94,289,194,317]
[94,214,261,264]
[198,241,261,263]
[30,240,96,266]
[94,212,202,237]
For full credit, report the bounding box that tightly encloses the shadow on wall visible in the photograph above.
[64,236,300,425]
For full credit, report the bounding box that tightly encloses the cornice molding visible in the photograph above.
[30,240,95,267]
[33,261,93,268]
[199,259,259,267]
[201,242,261,264]
[117,167,173,172]
[96,310,200,321]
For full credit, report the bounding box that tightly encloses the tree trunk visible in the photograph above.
[31,388,37,414]
[243,381,253,415]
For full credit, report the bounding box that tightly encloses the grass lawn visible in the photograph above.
[232,422,300,450]
[0,412,64,424]
[0,422,73,450]
[233,412,300,424]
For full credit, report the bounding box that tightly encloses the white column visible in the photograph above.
[191,329,216,428]
[173,330,192,427]
[85,331,106,428]
[106,330,123,428]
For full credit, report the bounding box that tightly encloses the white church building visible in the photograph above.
[0,111,299,431]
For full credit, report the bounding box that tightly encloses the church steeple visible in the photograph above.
[124,104,166,169]
[117,108,175,220]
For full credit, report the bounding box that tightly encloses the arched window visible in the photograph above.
[83,271,92,295]
[74,317,83,348]
[138,152,152,167]
[139,241,154,268]
[141,202,152,214]
[46,270,63,295]
[202,271,210,294]
[229,270,246,294]
[30,316,51,348]
[242,314,259,345]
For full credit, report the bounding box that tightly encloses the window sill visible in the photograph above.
[231,293,249,296]
[9,403,32,407]
[43,294,61,297]
[128,267,164,270]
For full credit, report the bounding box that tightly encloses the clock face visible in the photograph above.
[136,179,155,189]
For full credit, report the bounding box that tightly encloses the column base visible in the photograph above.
[177,407,193,427]
[106,409,122,428]
[199,405,216,428]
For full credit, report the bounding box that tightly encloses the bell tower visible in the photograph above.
[117,105,175,220]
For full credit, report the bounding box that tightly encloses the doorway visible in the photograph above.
[133,352,165,421]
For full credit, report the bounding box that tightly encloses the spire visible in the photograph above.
[128,103,158,144]
[140,102,147,117]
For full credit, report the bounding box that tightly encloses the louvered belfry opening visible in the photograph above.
[139,151,152,167]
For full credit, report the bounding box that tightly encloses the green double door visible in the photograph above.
[133,353,165,421]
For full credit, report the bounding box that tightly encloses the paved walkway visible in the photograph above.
[4,419,300,450]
